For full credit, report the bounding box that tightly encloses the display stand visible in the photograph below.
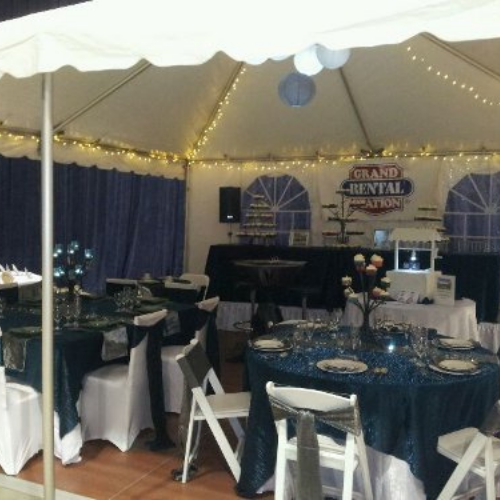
[387,228,445,300]
[321,189,364,246]
[236,194,277,245]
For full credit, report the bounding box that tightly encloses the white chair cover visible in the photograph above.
[0,329,43,475]
[161,298,219,413]
[179,273,210,300]
[80,309,167,451]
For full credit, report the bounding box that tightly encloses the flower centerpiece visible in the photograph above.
[341,253,391,344]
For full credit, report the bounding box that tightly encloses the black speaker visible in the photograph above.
[219,187,241,223]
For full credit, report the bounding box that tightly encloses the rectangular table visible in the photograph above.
[205,244,500,322]
[343,298,479,341]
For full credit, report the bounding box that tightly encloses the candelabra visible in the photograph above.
[53,240,94,294]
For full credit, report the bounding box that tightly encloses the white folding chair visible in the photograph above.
[80,309,167,451]
[161,297,219,413]
[266,382,373,500]
[437,401,500,500]
[179,273,210,300]
[0,329,43,475]
[175,338,250,482]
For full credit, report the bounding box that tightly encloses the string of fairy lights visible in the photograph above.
[406,45,500,108]
[1,44,500,172]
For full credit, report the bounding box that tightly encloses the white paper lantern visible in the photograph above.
[278,72,316,107]
[316,46,351,69]
[293,45,323,76]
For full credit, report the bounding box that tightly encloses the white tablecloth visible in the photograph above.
[343,298,479,341]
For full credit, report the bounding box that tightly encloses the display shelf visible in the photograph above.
[321,189,364,246]
[237,194,277,244]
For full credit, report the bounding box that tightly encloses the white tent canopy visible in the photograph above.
[0,0,499,176]
[1,2,500,497]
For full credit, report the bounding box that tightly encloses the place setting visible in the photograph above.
[316,357,368,374]
[249,335,293,354]
[427,357,481,376]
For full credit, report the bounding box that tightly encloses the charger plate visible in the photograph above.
[252,337,292,352]
[317,358,368,374]
[429,359,479,375]
[437,338,475,350]
[8,326,42,337]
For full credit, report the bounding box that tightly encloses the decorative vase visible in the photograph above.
[360,308,380,347]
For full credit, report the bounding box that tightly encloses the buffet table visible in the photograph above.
[343,298,479,341]
[205,244,500,322]
[237,327,499,499]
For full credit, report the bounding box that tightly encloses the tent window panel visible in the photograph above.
[444,213,465,235]
[490,215,500,236]
[445,195,484,214]
[465,214,490,237]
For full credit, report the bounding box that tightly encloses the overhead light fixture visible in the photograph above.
[278,72,316,107]
[316,46,351,69]
[293,45,351,76]
[293,45,323,76]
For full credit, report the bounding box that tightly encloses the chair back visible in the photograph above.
[180,273,210,300]
[128,309,167,398]
[197,296,219,313]
[176,339,213,391]
[267,383,356,415]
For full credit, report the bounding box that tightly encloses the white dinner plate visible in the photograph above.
[316,358,368,374]
[429,359,479,375]
[252,338,291,352]
[437,338,475,350]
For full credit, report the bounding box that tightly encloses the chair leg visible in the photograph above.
[437,433,487,500]
[485,438,495,500]
[356,434,374,500]
[196,397,242,481]
[182,402,197,483]
[342,433,356,500]
[274,428,287,500]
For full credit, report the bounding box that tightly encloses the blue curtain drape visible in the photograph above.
[0,156,186,293]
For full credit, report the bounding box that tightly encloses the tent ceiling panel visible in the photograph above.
[59,54,237,155]
[200,59,368,159]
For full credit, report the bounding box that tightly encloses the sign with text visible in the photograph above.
[434,275,456,306]
[340,163,414,215]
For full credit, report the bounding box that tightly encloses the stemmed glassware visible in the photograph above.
[0,297,5,319]
[54,300,64,331]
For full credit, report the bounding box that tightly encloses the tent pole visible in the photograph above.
[41,73,55,500]
[183,161,191,271]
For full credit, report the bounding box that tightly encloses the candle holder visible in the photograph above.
[53,240,94,296]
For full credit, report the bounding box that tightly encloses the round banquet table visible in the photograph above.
[236,327,500,500]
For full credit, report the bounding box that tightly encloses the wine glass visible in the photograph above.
[54,301,64,331]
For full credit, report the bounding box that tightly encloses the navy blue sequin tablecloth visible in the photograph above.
[2,298,204,440]
[236,331,500,499]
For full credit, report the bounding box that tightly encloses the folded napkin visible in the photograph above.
[12,264,19,275]
[0,265,4,272]
[1,271,14,284]
[101,327,128,361]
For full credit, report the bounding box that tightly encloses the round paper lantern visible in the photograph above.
[278,72,316,107]
[316,46,351,69]
[293,45,323,76]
